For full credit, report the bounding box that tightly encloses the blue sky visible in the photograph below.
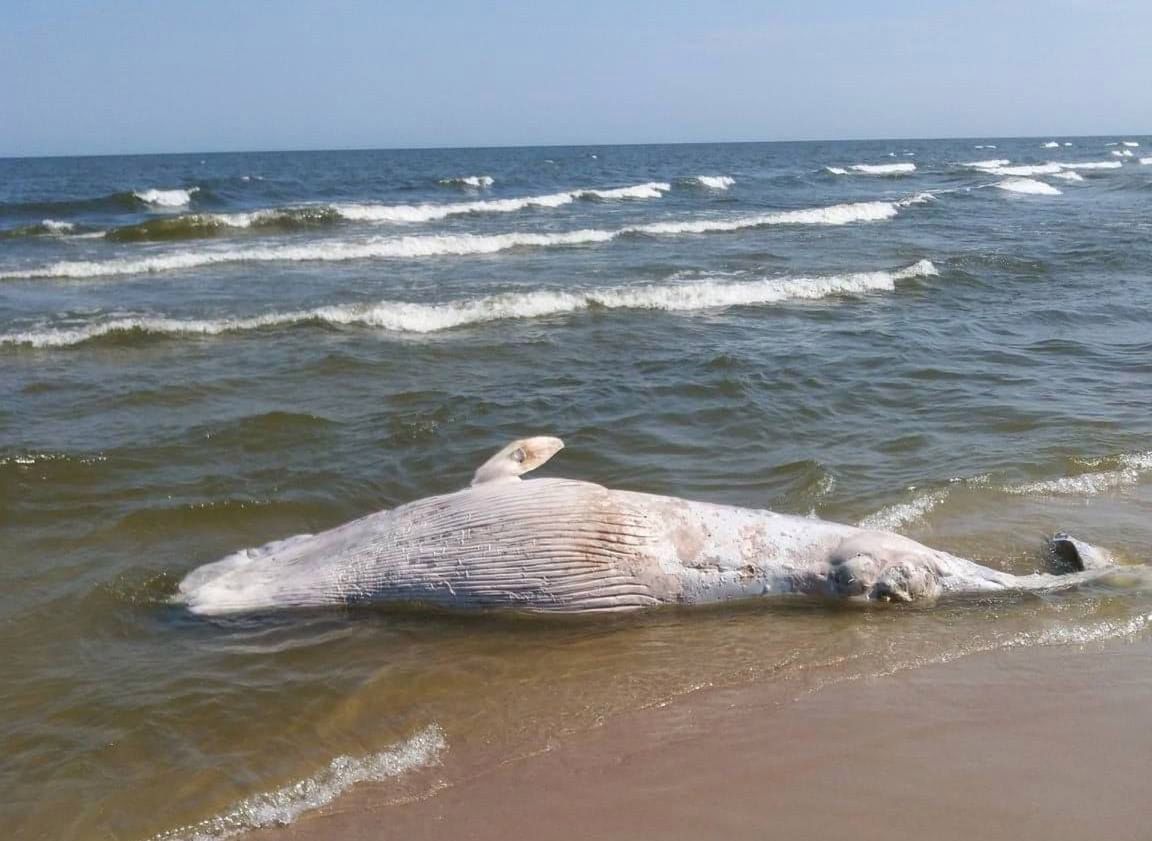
[3,0,1149,156]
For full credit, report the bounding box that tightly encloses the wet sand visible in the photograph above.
[256,635,1152,841]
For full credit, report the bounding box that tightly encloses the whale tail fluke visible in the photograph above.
[1047,533,1116,573]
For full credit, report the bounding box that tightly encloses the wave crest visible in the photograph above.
[3,197,925,280]
[133,188,199,207]
[689,175,735,190]
[849,162,916,175]
[996,178,1062,195]
[1,260,939,347]
[100,182,674,240]
[438,175,494,188]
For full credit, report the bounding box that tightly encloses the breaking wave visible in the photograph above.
[1051,171,1084,182]
[438,175,494,188]
[133,188,200,208]
[1061,160,1123,170]
[151,725,446,841]
[969,160,1121,178]
[849,162,916,175]
[858,489,949,531]
[0,260,939,347]
[996,178,1062,196]
[2,197,928,280]
[689,175,735,190]
[1005,452,1152,497]
[1141,157,1152,166]
[1042,141,1061,148]
[0,188,205,218]
[101,182,673,240]
[960,159,1011,169]
[0,219,83,239]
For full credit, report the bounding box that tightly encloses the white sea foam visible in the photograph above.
[1141,157,1152,165]
[973,160,1120,177]
[961,159,1011,169]
[1122,141,1140,147]
[585,182,671,199]
[1042,141,1060,148]
[1060,160,1122,169]
[824,166,849,175]
[0,260,939,347]
[439,175,494,188]
[690,175,736,190]
[977,162,1064,176]
[2,198,923,280]
[858,489,948,531]
[41,219,76,233]
[151,726,446,841]
[134,188,199,207]
[1064,142,1072,146]
[133,182,672,230]
[1005,453,1152,497]
[1050,170,1084,182]
[996,178,1062,195]
[848,162,916,175]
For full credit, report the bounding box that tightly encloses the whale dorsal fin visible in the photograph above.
[471,436,565,486]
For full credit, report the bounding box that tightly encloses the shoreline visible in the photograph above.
[253,634,1152,841]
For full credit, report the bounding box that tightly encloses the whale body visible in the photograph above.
[178,437,1116,616]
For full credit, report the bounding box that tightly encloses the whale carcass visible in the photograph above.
[178,437,1118,616]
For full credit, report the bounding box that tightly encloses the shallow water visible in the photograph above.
[2,138,1151,840]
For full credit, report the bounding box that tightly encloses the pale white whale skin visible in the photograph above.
[178,437,1117,616]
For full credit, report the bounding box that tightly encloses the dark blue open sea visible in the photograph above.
[2,139,1151,840]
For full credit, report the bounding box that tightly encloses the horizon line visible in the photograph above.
[2,131,1148,163]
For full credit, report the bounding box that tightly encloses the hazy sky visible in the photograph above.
[3,0,1150,157]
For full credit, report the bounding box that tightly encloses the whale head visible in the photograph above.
[831,550,943,603]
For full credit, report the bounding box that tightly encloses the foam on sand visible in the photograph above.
[996,178,1062,195]
[0,260,939,347]
[848,162,916,175]
[133,188,199,207]
[2,197,928,280]
[150,726,446,841]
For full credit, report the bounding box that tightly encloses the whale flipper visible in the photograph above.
[471,436,565,486]
[1048,533,1115,572]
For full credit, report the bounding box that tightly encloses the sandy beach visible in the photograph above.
[254,635,1152,841]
